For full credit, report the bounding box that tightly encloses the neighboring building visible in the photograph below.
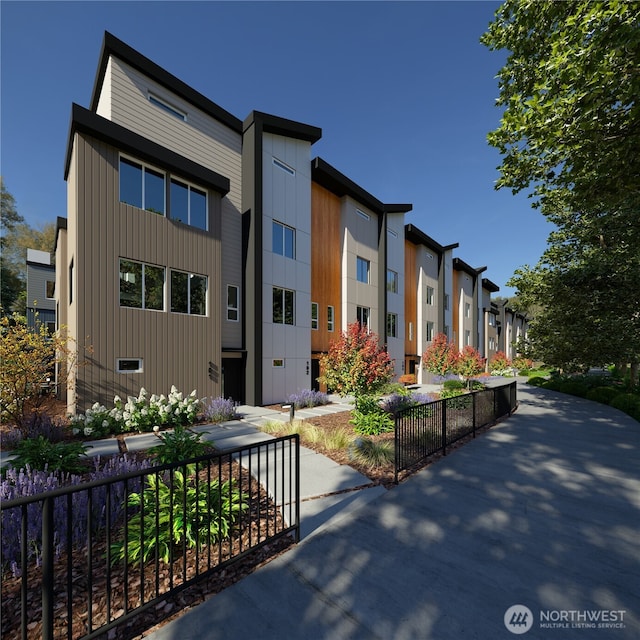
[452,258,486,352]
[403,225,458,382]
[481,279,500,366]
[26,249,56,333]
[310,158,411,387]
[496,302,529,361]
[58,31,518,413]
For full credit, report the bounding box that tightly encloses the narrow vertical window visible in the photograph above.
[273,287,295,325]
[273,221,295,259]
[69,259,73,305]
[311,302,319,330]
[387,270,398,293]
[227,285,239,321]
[387,313,397,338]
[356,257,370,284]
[357,306,370,330]
[426,286,434,305]
[327,305,335,332]
[426,321,434,342]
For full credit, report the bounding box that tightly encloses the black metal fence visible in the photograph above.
[394,382,517,482]
[1,435,300,640]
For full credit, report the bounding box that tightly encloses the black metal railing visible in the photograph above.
[394,381,517,482]
[1,434,299,640]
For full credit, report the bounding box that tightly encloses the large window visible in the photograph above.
[273,221,295,259]
[327,305,335,332]
[119,158,165,215]
[171,179,207,230]
[170,270,207,315]
[273,287,295,325]
[311,302,319,330]
[357,257,370,284]
[119,259,165,311]
[387,270,398,293]
[387,313,397,338]
[356,305,370,330]
[426,286,434,305]
[227,285,239,321]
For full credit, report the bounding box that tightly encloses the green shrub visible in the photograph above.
[585,386,620,405]
[443,394,473,410]
[557,381,589,397]
[443,379,465,391]
[348,437,394,468]
[439,387,466,400]
[610,394,640,422]
[111,466,247,565]
[527,376,547,387]
[542,379,563,391]
[350,396,394,436]
[9,437,88,474]
[148,426,212,465]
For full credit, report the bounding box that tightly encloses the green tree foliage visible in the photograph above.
[456,346,485,379]
[483,1,640,381]
[319,322,394,397]
[0,314,75,430]
[1,179,56,313]
[481,0,640,217]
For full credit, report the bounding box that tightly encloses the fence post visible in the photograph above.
[472,392,477,438]
[42,496,54,640]
[442,399,447,456]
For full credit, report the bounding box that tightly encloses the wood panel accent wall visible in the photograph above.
[311,182,342,353]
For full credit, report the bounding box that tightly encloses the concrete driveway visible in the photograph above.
[147,383,640,639]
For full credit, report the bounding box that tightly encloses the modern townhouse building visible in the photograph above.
[495,301,528,361]
[480,279,500,365]
[26,249,57,332]
[452,257,487,352]
[57,32,418,412]
[309,158,411,388]
[56,31,521,414]
[403,224,458,382]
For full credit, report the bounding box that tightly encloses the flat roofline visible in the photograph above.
[405,223,458,254]
[244,111,322,144]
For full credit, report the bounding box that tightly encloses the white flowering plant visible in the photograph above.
[71,386,202,437]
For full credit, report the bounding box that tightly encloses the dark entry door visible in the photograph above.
[311,358,320,392]
[222,358,245,403]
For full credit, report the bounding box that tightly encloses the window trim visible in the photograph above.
[272,220,296,259]
[119,155,166,216]
[356,256,370,284]
[227,284,239,322]
[356,208,370,221]
[170,178,208,231]
[116,358,144,374]
[387,312,398,339]
[272,359,285,368]
[46,280,55,300]
[272,157,295,176]
[119,258,166,312]
[387,269,398,293]
[170,269,208,316]
[148,93,187,121]
[426,320,435,342]
[311,302,319,330]
[426,286,435,306]
[327,305,335,332]
[272,286,295,325]
[357,305,370,331]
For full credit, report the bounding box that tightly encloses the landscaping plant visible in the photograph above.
[110,467,247,565]
[319,322,394,397]
[421,333,459,376]
[148,426,212,465]
[9,437,88,475]
[349,395,394,436]
[202,396,239,423]
[490,351,513,376]
[287,389,330,409]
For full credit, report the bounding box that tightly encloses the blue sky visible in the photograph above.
[1,1,552,296]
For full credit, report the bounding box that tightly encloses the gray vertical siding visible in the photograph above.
[71,133,222,411]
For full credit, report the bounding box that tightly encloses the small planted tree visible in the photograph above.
[490,351,512,376]
[319,322,394,397]
[456,346,485,385]
[422,333,459,376]
[0,313,76,431]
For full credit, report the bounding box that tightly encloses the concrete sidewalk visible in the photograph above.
[146,383,640,640]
